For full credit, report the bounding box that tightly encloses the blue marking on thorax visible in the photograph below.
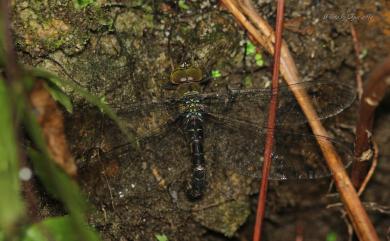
[182,95,205,122]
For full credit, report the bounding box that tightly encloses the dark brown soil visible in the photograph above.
[14,0,389,240]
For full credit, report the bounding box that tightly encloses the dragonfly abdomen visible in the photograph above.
[184,116,206,200]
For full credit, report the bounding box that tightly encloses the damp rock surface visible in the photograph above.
[13,0,390,240]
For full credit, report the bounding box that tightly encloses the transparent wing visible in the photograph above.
[164,113,354,211]
[81,111,353,212]
[85,120,188,208]
[202,80,356,127]
[204,113,353,179]
[89,80,355,211]
[109,97,182,138]
[97,120,237,211]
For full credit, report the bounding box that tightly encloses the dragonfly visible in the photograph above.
[100,65,356,210]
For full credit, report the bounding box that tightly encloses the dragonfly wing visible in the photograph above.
[94,117,189,205]
[275,80,356,127]
[103,115,184,159]
[99,116,236,211]
[204,113,353,180]
[203,80,356,127]
[110,98,182,139]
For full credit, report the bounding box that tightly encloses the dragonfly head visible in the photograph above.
[170,65,203,85]
[162,65,205,92]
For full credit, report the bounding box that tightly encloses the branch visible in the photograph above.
[351,56,390,189]
[219,0,380,240]
[252,0,285,240]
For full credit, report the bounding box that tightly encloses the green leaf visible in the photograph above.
[155,234,168,241]
[23,216,99,241]
[27,149,99,241]
[255,53,264,67]
[98,96,107,112]
[30,68,139,150]
[25,113,99,241]
[27,148,86,211]
[211,70,222,78]
[245,41,256,55]
[326,231,338,241]
[178,0,189,10]
[0,77,24,231]
[44,82,73,113]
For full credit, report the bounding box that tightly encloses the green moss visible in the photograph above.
[115,11,154,37]
[73,0,96,9]
[48,38,66,50]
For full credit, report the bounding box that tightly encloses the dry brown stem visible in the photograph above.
[252,0,285,240]
[351,56,390,190]
[219,0,380,240]
[357,140,378,196]
[350,24,364,100]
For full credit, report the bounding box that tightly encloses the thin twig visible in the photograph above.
[350,24,364,100]
[341,211,354,241]
[1,0,39,222]
[295,221,304,241]
[252,0,285,240]
[351,56,390,189]
[328,202,390,215]
[357,140,378,196]
[220,0,380,240]
[0,0,20,83]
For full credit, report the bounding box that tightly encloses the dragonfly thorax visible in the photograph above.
[180,91,205,121]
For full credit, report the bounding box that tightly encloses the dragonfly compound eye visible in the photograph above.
[170,66,203,84]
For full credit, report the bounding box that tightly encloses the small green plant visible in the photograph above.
[155,234,168,241]
[245,41,256,55]
[326,231,338,241]
[245,41,265,67]
[22,216,97,241]
[255,53,265,67]
[243,76,253,88]
[31,68,138,150]
[211,69,222,78]
[178,0,190,10]
[0,9,133,239]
